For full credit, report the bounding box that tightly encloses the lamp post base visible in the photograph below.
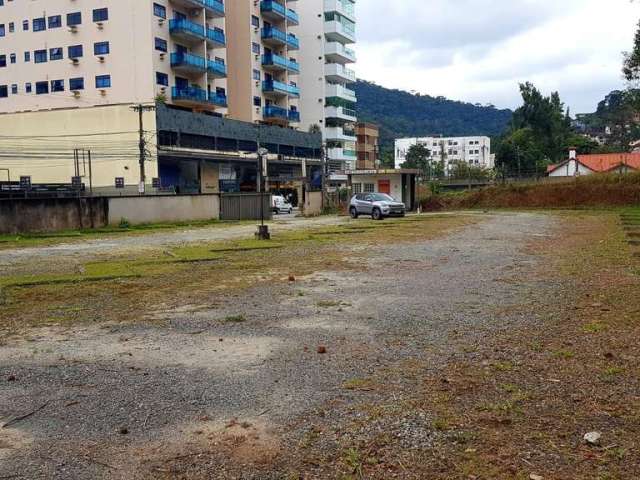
[255,225,271,240]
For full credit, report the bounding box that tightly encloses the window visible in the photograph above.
[69,77,84,91]
[49,48,63,61]
[363,183,375,193]
[67,12,82,27]
[68,45,83,59]
[9,53,15,64]
[95,75,111,88]
[253,96,262,107]
[251,15,260,28]
[155,37,167,52]
[0,86,7,98]
[251,42,260,54]
[156,72,168,86]
[8,22,14,33]
[25,83,32,93]
[34,50,47,63]
[35,81,49,95]
[22,20,29,31]
[352,183,362,194]
[252,69,261,81]
[51,79,64,92]
[24,51,30,62]
[33,18,46,31]
[153,3,166,19]
[94,42,110,55]
[0,24,5,37]
[0,55,5,68]
[48,15,62,29]
[11,84,17,94]
[93,8,109,22]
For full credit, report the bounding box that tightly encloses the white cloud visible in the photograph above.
[353,0,638,112]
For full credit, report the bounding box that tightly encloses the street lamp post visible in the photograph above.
[255,147,271,240]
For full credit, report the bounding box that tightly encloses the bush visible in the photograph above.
[118,218,130,229]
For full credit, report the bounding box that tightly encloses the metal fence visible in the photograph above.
[220,193,272,221]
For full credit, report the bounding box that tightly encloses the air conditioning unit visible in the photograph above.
[70,58,80,65]
[158,19,165,26]
[72,91,81,98]
[99,89,107,96]
[159,52,166,60]
[96,22,104,29]
[98,56,105,63]
[68,25,78,33]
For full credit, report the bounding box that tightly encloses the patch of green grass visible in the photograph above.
[492,361,514,372]
[342,378,376,391]
[602,366,625,379]
[222,314,246,323]
[316,300,342,308]
[553,349,575,360]
[432,417,450,431]
[583,321,607,333]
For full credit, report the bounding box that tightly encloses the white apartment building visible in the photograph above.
[298,0,357,172]
[0,0,228,114]
[395,136,495,170]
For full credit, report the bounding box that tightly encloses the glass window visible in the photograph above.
[34,50,47,63]
[95,75,111,88]
[8,22,13,33]
[11,84,17,94]
[251,15,260,28]
[24,51,30,62]
[352,183,362,194]
[153,3,166,19]
[33,18,46,31]
[51,79,64,92]
[252,69,261,80]
[156,72,168,86]
[68,45,83,58]
[251,42,260,54]
[253,96,262,107]
[67,12,82,26]
[48,15,62,28]
[155,37,167,52]
[94,42,110,55]
[49,47,63,61]
[22,20,29,31]
[0,86,7,98]
[25,83,32,93]
[93,8,109,22]
[9,53,15,64]
[0,24,5,37]
[69,78,84,90]
[0,55,5,68]
[35,81,49,95]
[363,183,375,193]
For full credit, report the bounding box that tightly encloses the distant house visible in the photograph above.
[547,153,640,177]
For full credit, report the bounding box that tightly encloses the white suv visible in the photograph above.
[349,193,406,220]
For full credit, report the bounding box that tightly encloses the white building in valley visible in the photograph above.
[395,136,494,170]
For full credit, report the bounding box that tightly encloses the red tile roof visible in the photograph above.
[547,153,640,174]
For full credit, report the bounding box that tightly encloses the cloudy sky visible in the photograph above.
[353,0,639,113]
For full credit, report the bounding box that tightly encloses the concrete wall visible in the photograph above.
[0,197,108,234]
[351,174,404,202]
[303,191,323,216]
[107,194,220,225]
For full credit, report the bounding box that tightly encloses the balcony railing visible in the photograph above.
[207,59,227,77]
[171,52,206,72]
[261,53,299,73]
[169,18,205,41]
[200,0,225,16]
[288,110,300,122]
[263,105,299,122]
[262,79,300,97]
[172,86,227,107]
[261,27,299,49]
[260,1,286,17]
[286,9,299,24]
[206,27,226,46]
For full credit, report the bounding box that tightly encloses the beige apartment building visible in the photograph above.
[355,122,379,170]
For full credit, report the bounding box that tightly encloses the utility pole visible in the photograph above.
[131,104,156,194]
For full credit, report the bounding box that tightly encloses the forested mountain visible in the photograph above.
[354,80,513,148]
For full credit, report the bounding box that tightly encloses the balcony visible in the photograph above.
[172,86,227,109]
[206,27,226,48]
[325,41,356,63]
[261,27,299,50]
[169,0,225,18]
[171,52,206,74]
[325,126,356,142]
[327,147,357,165]
[169,18,205,45]
[325,20,355,44]
[263,105,299,124]
[262,53,300,74]
[325,105,357,122]
[207,59,227,78]
[324,0,355,22]
[326,84,356,102]
[325,63,356,83]
[262,79,300,98]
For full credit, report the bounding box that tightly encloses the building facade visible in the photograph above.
[298,0,357,172]
[395,136,494,170]
[355,122,378,169]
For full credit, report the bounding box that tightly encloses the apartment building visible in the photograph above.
[298,0,357,172]
[355,122,379,170]
[225,0,300,126]
[0,0,228,114]
[395,136,495,170]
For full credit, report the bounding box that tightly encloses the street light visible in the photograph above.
[255,147,271,240]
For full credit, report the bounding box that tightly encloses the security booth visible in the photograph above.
[346,169,419,211]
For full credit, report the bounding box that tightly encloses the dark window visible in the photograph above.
[9,53,15,64]
[95,75,111,88]
[0,24,5,37]
[0,86,7,98]
[8,22,14,33]
[155,37,167,52]
[11,84,17,94]
[35,81,49,94]
[67,12,82,26]
[68,45,83,58]
[69,77,84,90]
[156,72,168,86]
[94,42,110,55]
[251,42,260,54]
[0,55,5,68]
[153,3,166,19]
[24,51,30,62]
[251,15,260,28]
[25,83,32,93]
[253,96,262,107]
[93,8,109,22]
[22,20,29,31]
[34,49,47,63]
[48,15,62,28]
[51,79,64,92]
[49,47,63,61]
[33,18,46,31]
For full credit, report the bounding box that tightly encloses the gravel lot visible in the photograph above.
[0,212,555,479]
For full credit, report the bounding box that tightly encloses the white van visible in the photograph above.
[272,195,293,214]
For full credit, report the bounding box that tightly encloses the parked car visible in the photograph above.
[349,193,406,220]
[272,195,293,214]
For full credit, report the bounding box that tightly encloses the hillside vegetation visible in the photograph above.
[354,80,513,147]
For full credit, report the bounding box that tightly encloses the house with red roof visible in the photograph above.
[547,152,640,177]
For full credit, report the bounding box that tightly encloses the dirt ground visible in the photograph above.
[0,211,638,479]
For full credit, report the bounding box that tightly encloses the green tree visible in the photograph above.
[623,20,640,82]
[379,147,396,168]
[401,144,431,177]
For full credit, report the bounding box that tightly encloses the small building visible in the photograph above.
[346,169,419,211]
[355,123,379,170]
[547,153,640,177]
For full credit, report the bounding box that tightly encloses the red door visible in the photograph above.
[378,179,391,194]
